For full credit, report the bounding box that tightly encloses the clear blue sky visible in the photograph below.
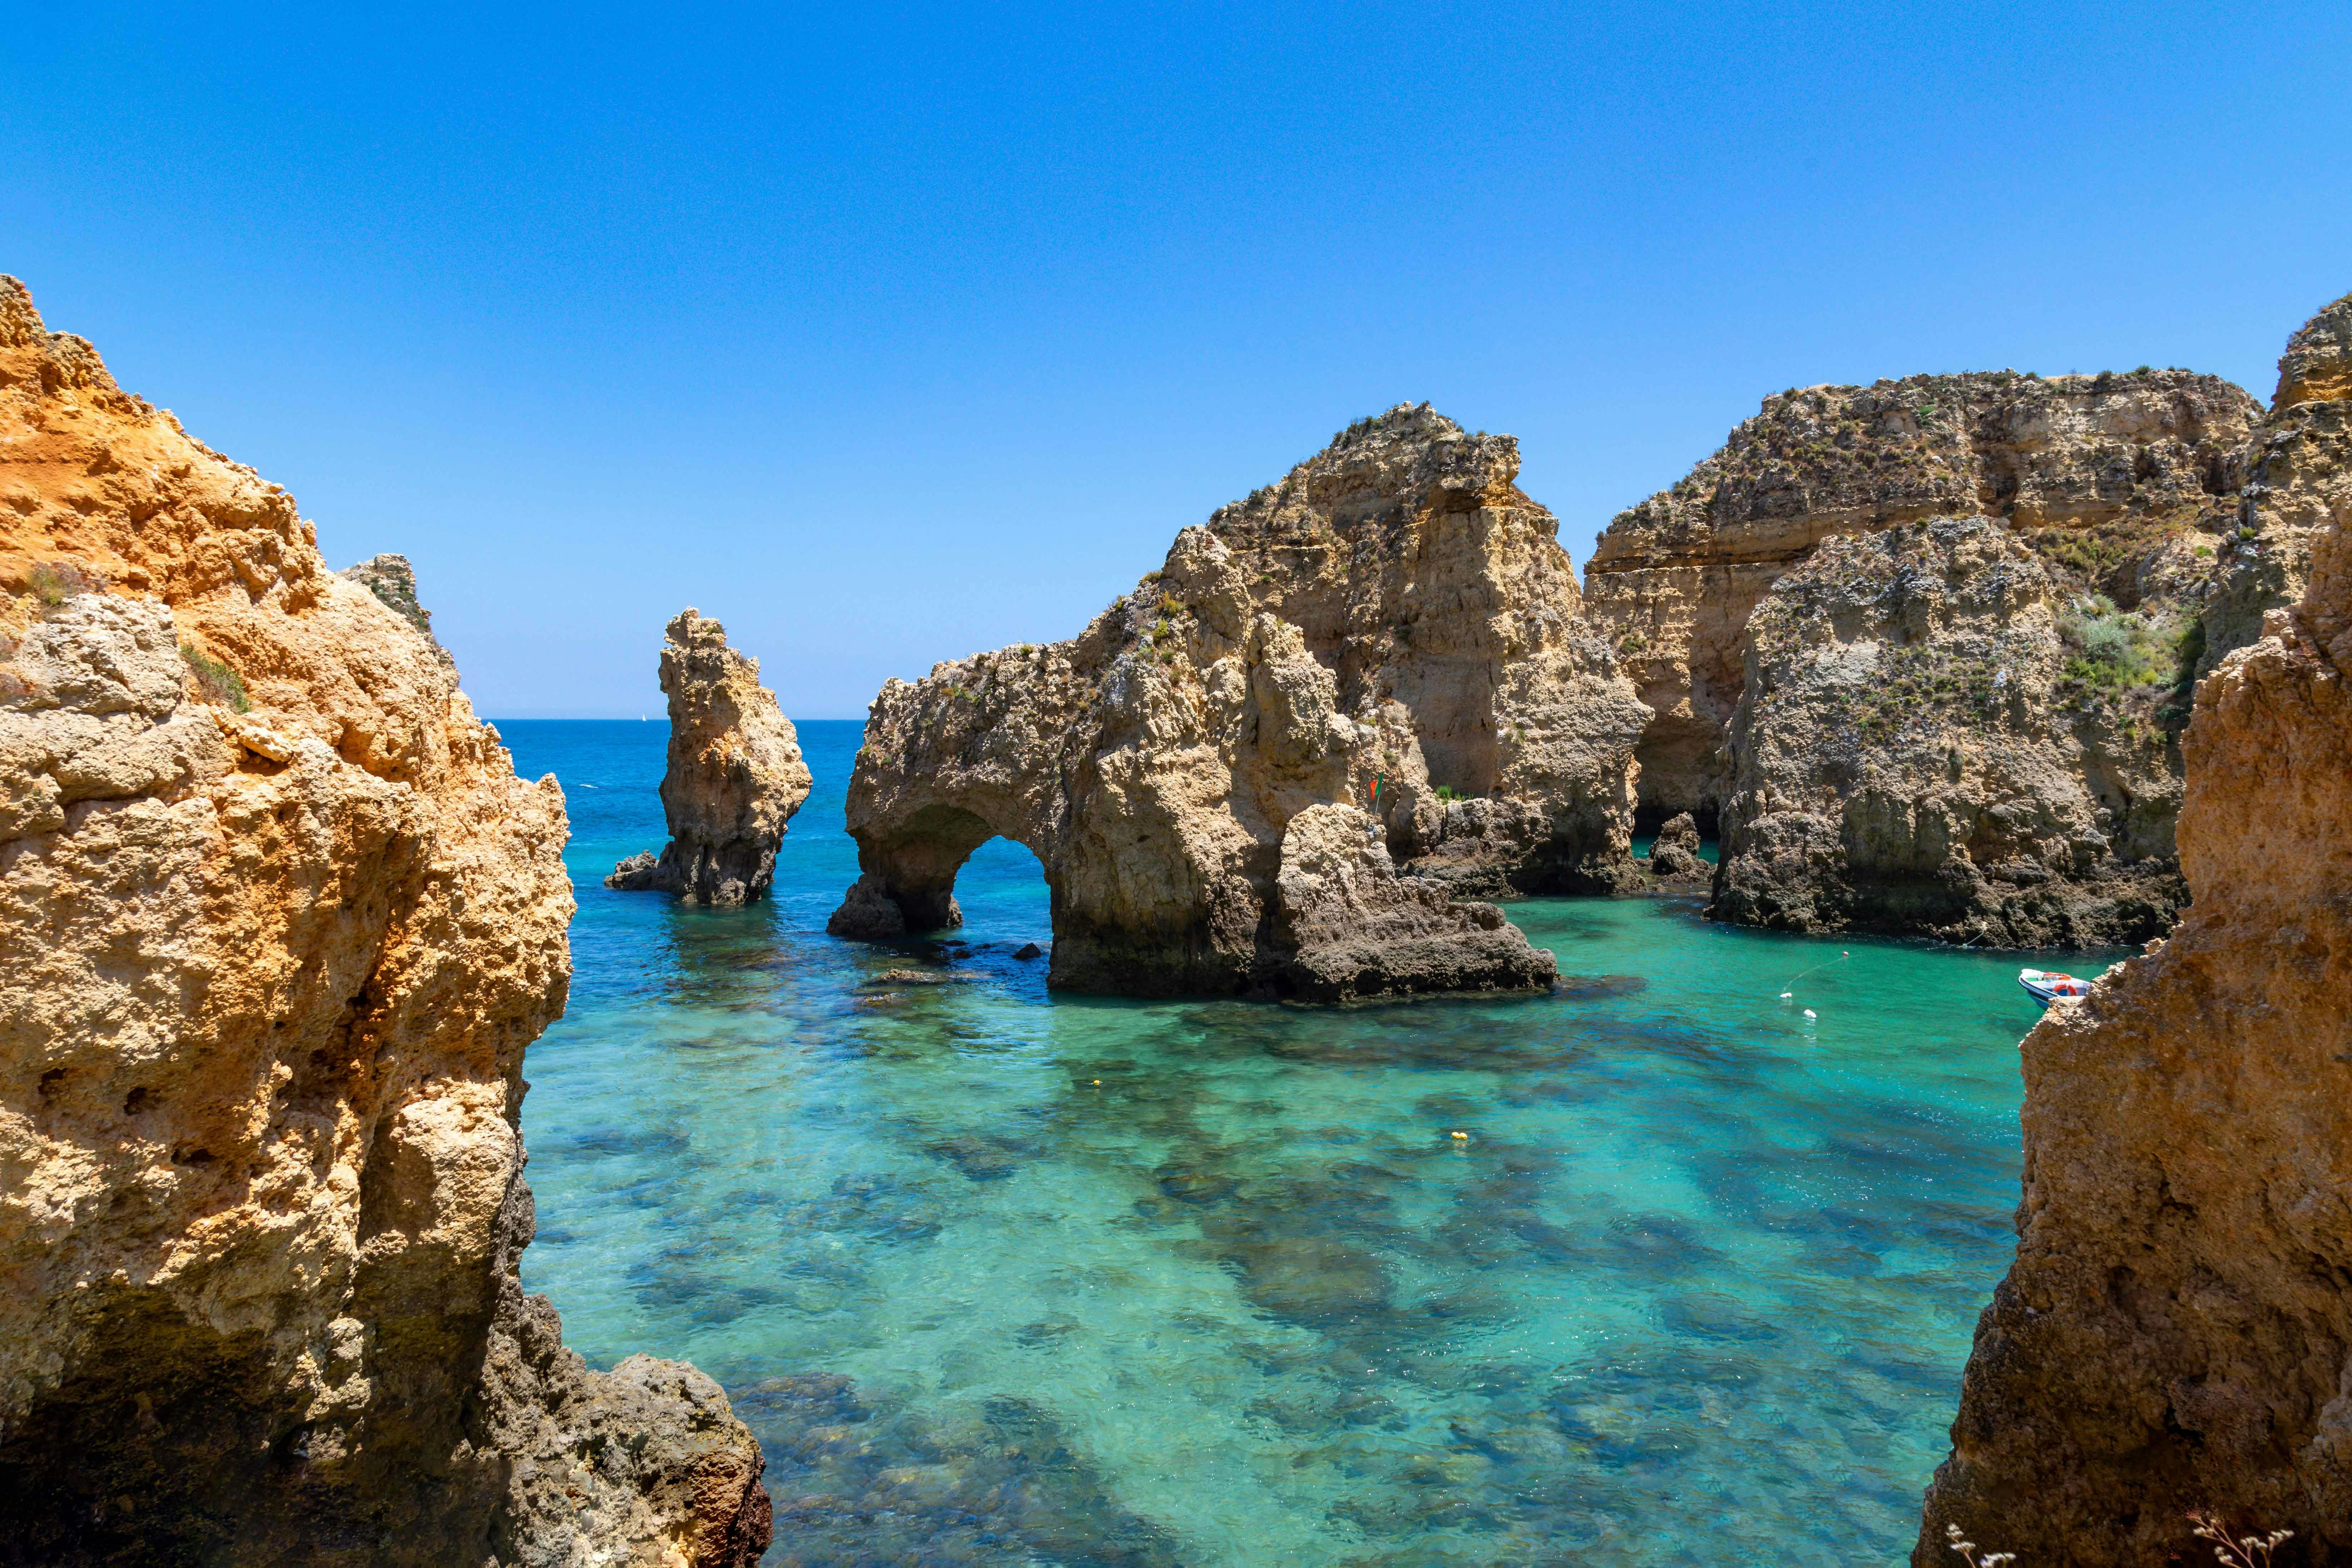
[9,4,2348,717]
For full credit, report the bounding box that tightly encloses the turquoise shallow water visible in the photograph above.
[500,719,2091,1567]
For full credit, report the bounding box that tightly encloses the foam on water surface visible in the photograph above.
[503,719,2088,1566]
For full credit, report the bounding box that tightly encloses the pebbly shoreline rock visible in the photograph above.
[1913,287,2352,1565]
[606,608,812,905]
[0,276,769,1565]
[827,404,1637,998]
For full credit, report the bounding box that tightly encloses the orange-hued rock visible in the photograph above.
[0,277,768,1564]
[1914,301,2352,1563]
[828,404,1644,999]
[607,608,811,904]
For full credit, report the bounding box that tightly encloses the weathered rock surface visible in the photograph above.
[1643,809,1706,883]
[1588,367,2259,940]
[0,276,767,1564]
[830,404,1640,997]
[2199,292,2352,673]
[1914,316,2352,1564]
[606,608,810,904]
[341,552,455,674]
[1586,369,2255,829]
[1713,516,2189,945]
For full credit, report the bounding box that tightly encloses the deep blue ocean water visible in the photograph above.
[499,718,2081,1567]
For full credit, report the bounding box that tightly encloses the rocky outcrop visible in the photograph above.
[2199,293,2352,672]
[1913,320,2352,1564]
[606,608,809,904]
[1712,516,2189,945]
[1587,366,2259,940]
[0,277,768,1564]
[829,404,1644,997]
[341,553,455,674]
[1586,370,2255,829]
[1644,810,1705,882]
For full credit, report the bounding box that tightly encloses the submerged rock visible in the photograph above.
[0,276,768,1564]
[607,608,812,904]
[829,404,1645,998]
[1914,293,2352,1563]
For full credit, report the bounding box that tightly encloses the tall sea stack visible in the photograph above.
[0,277,770,1564]
[607,608,812,905]
[1914,292,2352,1564]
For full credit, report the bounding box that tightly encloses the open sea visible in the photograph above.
[499,718,2092,1568]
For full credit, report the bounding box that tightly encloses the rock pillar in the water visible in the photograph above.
[1646,811,1704,880]
[608,608,812,905]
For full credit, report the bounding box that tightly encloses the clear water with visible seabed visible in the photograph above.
[500,719,2101,1567]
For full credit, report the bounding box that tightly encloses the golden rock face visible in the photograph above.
[1585,367,2259,826]
[1913,296,2352,1564]
[0,277,768,1565]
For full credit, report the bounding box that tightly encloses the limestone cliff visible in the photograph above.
[829,404,1644,998]
[607,608,810,905]
[1913,314,2352,1564]
[1712,517,2190,945]
[0,278,769,1564]
[1587,367,2258,940]
[1586,370,2255,829]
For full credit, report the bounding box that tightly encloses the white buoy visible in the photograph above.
[1779,991,1792,1000]
[1803,1008,1817,1019]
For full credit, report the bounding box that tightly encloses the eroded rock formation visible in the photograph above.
[2200,292,2352,672]
[1914,307,2352,1565]
[341,552,455,674]
[0,277,769,1564]
[1587,365,2264,939]
[830,404,1645,998]
[1587,368,2254,827]
[1712,517,2189,945]
[1644,810,1705,884]
[607,608,810,904]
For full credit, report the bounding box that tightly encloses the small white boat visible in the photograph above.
[2018,968,2091,1008]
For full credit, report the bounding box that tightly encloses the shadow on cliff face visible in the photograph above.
[734,1375,1186,1568]
[0,1285,499,1567]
